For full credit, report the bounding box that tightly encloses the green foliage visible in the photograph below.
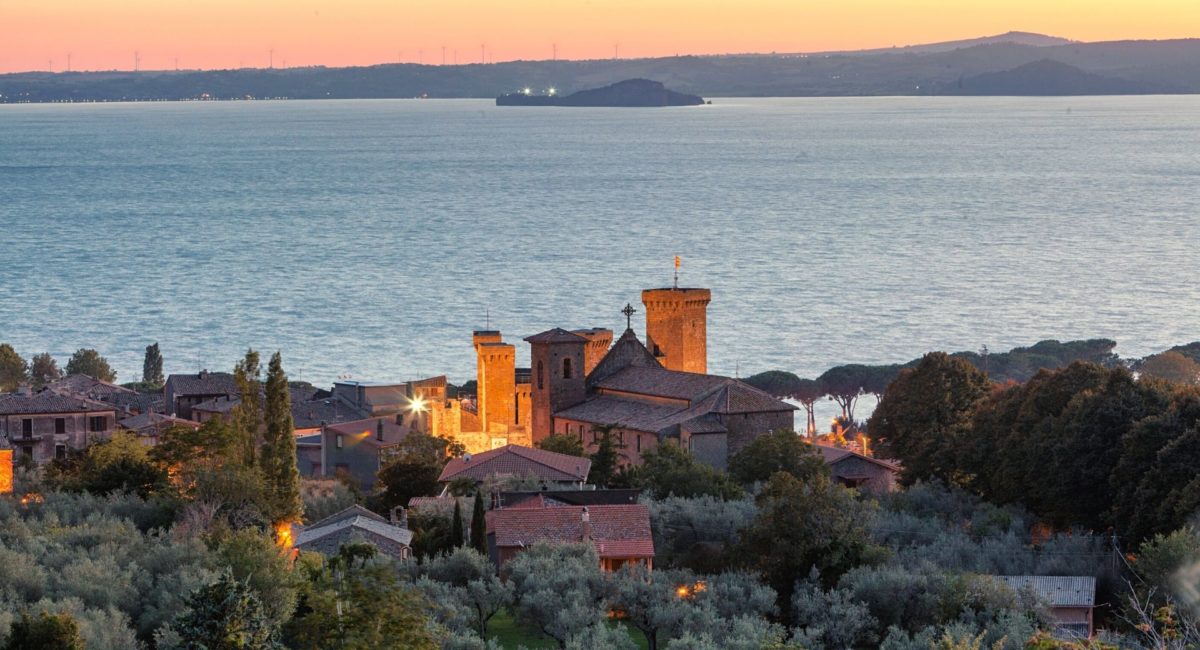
[0,343,30,391]
[300,479,359,524]
[64,348,115,382]
[1133,526,1200,598]
[588,424,623,488]
[470,492,487,554]
[211,528,298,631]
[452,498,466,548]
[28,352,61,389]
[646,495,757,573]
[728,429,828,486]
[260,352,301,524]
[231,349,262,467]
[743,370,804,397]
[47,431,171,501]
[505,543,609,646]
[409,507,456,559]
[734,472,884,622]
[376,432,463,514]
[1138,351,1200,385]
[411,547,512,640]
[170,571,283,650]
[869,352,991,486]
[142,342,164,387]
[3,612,84,650]
[629,443,743,500]
[953,339,1120,383]
[536,433,586,458]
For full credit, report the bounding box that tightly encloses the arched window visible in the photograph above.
[563,357,572,379]
[537,361,544,389]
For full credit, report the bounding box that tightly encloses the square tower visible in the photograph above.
[474,331,516,430]
[524,329,588,443]
[641,288,711,374]
[571,328,614,376]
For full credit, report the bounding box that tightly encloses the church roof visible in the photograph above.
[586,328,662,385]
[554,396,684,433]
[594,366,729,402]
[439,445,591,483]
[524,328,588,344]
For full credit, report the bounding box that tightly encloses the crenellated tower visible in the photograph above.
[641,287,710,374]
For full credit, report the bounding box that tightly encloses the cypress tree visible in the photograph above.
[451,498,465,548]
[470,491,487,554]
[231,349,262,467]
[142,342,164,387]
[261,351,301,525]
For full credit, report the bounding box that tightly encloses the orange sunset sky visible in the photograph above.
[2,0,1197,74]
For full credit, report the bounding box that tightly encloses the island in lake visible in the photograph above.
[496,78,707,107]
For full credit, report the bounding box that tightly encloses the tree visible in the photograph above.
[1139,351,1200,385]
[64,348,115,382]
[734,472,883,622]
[816,364,871,424]
[588,424,622,487]
[231,349,262,467]
[451,498,465,548]
[142,342,165,387]
[608,565,695,650]
[537,433,586,457]
[260,352,301,525]
[868,352,991,486]
[171,572,284,650]
[505,543,610,647]
[0,343,29,391]
[742,370,803,397]
[728,429,828,486]
[3,612,84,650]
[794,378,823,436]
[28,353,61,389]
[470,491,487,554]
[376,432,462,513]
[411,547,512,640]
[630,443,743,500]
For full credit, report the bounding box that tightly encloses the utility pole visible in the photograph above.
[134,51,140,72]
[614,42,619,59]
[481,44,485,64]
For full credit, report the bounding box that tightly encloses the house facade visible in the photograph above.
[485,502,654,572]
[437,445,591,491]
[318,417,411,490]
[164,371,238,420]
[0,390,118,463]
[815,444,900,494]
[293,505,413,561]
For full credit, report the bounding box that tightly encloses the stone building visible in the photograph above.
[293,505,413,561]
[486,502,654,573]
[815,444,900,494]
[0,389,118,464]
[316,417,411,490]
[164,371,238,420]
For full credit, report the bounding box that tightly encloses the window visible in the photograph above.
[89,416,106,432]
[636,435,641,452]
[617,431,625,446]
[21,419,32,438]
[55,418,66,434]
[55,444,67,460]
[537,361,544,389]
[336,434,344,449]
[563,358,572,379]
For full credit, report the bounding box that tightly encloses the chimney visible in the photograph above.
[18,384,32,397]
[376,419,384,442]
[581,506,592,543]
[200,369,209,379]
[390,506,408,529]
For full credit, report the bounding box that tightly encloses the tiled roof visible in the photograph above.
[104,391,165,415]
[695,382,797,414]
[439,445,591,483]
[45,374,136,399]
[814,444,901,472]
[193,396,240,414]
[407,496,450,510]
[486,504,654,558]
[292,396,370,430]
[118,411,200,432]
[325,417,410,449]
[997,576,1096,607]
[295,515,413,548]
[0,391,117,415]
[586,328,662,385]
[524,328,589,344]
[306,504,389,529]
[498,489,642,509]
[166,372,239,397]
[553,396,683,433]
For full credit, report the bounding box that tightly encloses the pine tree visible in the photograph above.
[451,498,465,548]
[470,491,487,553]
[261,351,301,525]
[28,353,61,389]
[588,424,622,487]
[230,349,262,467]
[0,344,29,392]
[142,342,165,387]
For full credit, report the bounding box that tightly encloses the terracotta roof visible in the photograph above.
[486,504,654,558]
[553,396,683,433]
[814,444,901,472]
[45,374,136,399]
[997,576,1096,607]
[407,496,450,510]
[0,391,117,415]
[524,328,589,344]
[166,372,239,397]
[439,445,591,483]
[498,489,642,509]
[118,411,201,432]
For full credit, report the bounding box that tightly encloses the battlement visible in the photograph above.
[642,287,710,374]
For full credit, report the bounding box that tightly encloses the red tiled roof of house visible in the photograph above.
[165,372,240,397]
[439,445,591,483]
[486,504,654,558]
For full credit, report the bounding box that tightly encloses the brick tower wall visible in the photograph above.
[641,288,711,374]
[476,339,516,430]
[572,328,614,376]
[529,341,586,443]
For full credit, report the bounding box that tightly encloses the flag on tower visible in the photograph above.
[674,255,681,268]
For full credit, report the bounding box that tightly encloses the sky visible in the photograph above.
[1,0,1197,73]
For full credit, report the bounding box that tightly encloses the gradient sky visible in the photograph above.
[2,0,1197,73]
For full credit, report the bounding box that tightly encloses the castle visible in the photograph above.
[431,285,795,469]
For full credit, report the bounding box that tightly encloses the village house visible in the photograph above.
[814,444,901,494]
[293,504,413,561]
[45,374,163,417]
[164,371,238,420]
[998,576,1096,639]
[485,501,654,572]
[314,416,411,490]
[0,389,118,463]
[437,444,591,492]
[117,410,201,445]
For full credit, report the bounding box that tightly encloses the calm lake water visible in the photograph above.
[1,97,1198,416]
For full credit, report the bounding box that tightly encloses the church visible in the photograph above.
[435,285,795,470]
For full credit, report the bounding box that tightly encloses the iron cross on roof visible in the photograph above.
[621,303,637,330]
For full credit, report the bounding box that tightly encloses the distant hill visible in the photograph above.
[3,35,1199,102]
[934,59,1174,95]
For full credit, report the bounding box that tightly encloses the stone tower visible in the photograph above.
[571,328,614,376]
[524,328,588,443]
[641,287,711,374]
[474,331,515,430]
